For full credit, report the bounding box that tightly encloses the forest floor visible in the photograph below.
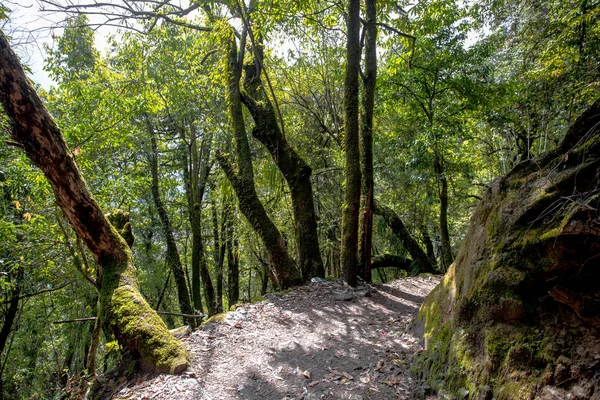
[112,276,441,400]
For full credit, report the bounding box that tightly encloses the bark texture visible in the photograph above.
[374,200,436,274]
[217,35,301,289]
[242,63,325,280]
[434,153,454,270]
[416,100,600,399]
[358,0,377,283]
[341,0,362,287]
[0,31,188,374]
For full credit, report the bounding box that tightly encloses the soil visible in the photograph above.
[112,276,441,400]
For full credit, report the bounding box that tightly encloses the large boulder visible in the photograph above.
[416,100,600,399]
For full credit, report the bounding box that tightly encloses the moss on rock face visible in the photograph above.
[415,100,600,399]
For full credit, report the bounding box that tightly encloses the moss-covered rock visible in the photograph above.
[415,100,600,399]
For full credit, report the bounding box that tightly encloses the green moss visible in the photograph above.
[325,276,337,282]
[484,326,511,368]
[251,295,266,303]
[107,285,189,374]
[202,312,230,324]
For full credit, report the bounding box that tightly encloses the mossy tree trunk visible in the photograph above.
[241,60,325,280]
[217,34,301,289]
[341,0,362,287]
[358,0,378,283]
[0,31,189,374]
[374,200,436,273]
[149,132,196,327]
[417,99,600,399]
[180,123,215,315]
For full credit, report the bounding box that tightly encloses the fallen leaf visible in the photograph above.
[307,381,319,387]
[375,359,384,372]
[302,370,311,379]
[341,371,354,380]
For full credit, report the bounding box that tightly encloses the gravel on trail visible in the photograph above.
[113,276,441,400]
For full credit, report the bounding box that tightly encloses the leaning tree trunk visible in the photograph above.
[241,61,325,280]
[416,99,600,399]
[217,34,301,289]
[150,133,196,327]
[341,0,362,287]
[0,31,188,374]
[358,0,378,283]
[374,200,436,274]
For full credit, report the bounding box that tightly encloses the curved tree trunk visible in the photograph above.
[218,35,301,289]
[371,254,411,271]
[358,0,378,283]
[417,99,600,399]
[0,31,188,374]
[341,0,362,287]
[374,200,436,274]
[241,63,325,280]
[150,133,196,327]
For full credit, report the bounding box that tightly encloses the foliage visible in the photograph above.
[0,0,597,396]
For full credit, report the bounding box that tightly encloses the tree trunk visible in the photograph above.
[341,0,362,287]
[241,63,325,280]
[417,99,600,399]
[0,31,188,374]
[358,0,377,283]
[0,266,22,358]
[181,124,215,315]
[434,152,453,269]
[374,200,436,274]
[225,203,239,306]
[150,133,196,326]
[420,223,436,264]
[212,199,225,313]
[371,254,411,271]
[217,34,301,289]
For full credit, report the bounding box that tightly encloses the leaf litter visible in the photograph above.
[114,276,441,400]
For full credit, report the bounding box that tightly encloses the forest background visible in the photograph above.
[0,0,598,397]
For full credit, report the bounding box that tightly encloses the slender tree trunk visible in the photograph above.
[0,266,22,358]
[374,200,436,273]
[358,0,377,283]
[149,132,196,327]
[225,203,240,306]
[212,199,225,313]
[341,0,362,287]
[434,152,453,269]
[420,224,436,264]
[0,31,188,373]
[181,125,215,315]
[241,63,324,280]
[217,34,301,289]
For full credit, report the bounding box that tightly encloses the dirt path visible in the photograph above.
[114,276,441,400]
